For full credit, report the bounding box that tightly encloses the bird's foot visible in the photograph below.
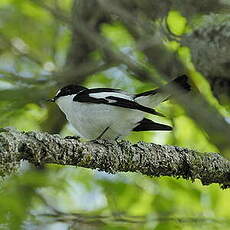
[64,135,80,141]
[90,138,105,145]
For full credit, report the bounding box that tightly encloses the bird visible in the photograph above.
[49,75,191,140]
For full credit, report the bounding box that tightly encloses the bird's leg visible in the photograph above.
[95,126,110,140]
[115,136,121,141]
[64,136,80,140]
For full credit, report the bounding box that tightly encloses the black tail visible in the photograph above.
[135,74,191,99]
[133,118,172,132]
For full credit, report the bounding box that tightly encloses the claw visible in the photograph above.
[64,136,80,140]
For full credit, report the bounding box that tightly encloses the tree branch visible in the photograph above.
[0,128,229,189]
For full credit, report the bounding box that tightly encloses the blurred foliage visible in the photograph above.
[0,0,229,230]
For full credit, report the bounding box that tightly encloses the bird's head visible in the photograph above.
[48,84,86,103]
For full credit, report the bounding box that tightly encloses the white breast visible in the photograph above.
[56,95,144,139]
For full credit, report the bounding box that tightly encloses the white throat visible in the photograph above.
[56,95,75,115]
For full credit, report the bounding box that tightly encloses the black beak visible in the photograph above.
[46,98,55,103]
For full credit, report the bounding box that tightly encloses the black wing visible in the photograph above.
[133,118,172,131]
[79,88,123,94]
[73,89,164,117]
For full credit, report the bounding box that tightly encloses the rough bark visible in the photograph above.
[0,128,229,189]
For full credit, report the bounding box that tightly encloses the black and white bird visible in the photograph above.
[50,75,190,140]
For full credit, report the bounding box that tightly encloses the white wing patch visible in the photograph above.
[106,98,117,103]
[89,92,133,101]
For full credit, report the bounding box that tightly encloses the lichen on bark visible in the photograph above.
[0,128,229,188]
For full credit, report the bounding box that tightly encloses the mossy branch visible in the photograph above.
[0,128,229,189]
